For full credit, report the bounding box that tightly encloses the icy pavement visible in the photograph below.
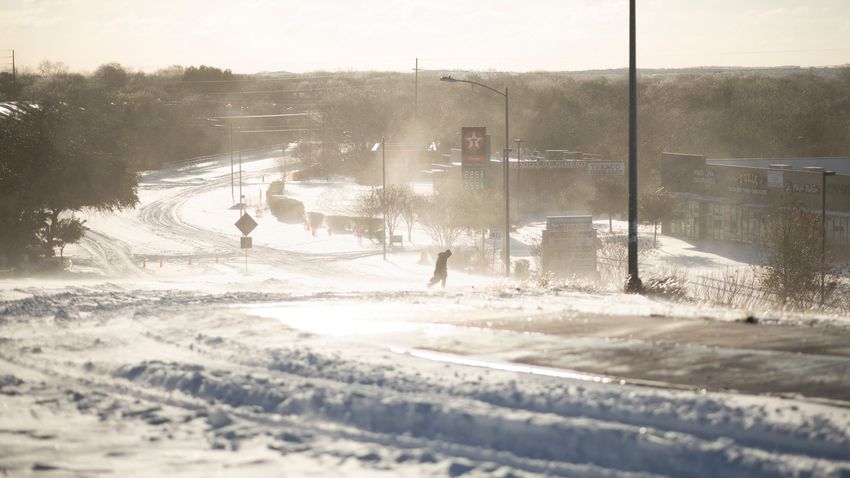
[1,149,850,476]
[2,289,850,477]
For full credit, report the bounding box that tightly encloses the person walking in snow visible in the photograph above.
[427,249,452,288]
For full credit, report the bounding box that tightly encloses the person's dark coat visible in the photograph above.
[428,249,452,287]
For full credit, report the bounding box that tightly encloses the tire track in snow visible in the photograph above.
[75,230,144,277]
[132,156,381,274]
[3,290,850,477]
[75,150,380,278]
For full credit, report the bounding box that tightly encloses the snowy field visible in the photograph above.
[1,150,849,477]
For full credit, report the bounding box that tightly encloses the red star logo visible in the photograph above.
[465,131,483,151]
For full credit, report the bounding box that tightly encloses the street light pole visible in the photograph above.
[382,136,387,261]
[626,0,642,293]
[281,144,287,193]
[504,87,510,277]
[440,75,511,277]
[821,170,836,305]
[230,123,235,204]
[514,138,523,220]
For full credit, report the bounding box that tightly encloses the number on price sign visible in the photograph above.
[463,167,485,191]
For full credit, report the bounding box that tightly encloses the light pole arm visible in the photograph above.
[440,76,506,98]
[440,74,511,277]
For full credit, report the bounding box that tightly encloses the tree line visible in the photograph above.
[2,62,848,269]
[4,63,848,176]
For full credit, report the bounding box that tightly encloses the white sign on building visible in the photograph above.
[587,161,625,176]
[767,169,784,189]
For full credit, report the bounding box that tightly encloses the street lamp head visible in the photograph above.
[439,75,457,82]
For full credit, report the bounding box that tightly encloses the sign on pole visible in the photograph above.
[462,127,487,164]
[463,168,485,191]
[234,213,258,236]
[462,126,488,191]
[234,212,257,272]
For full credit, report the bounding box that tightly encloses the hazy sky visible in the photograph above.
[1,0,849,74]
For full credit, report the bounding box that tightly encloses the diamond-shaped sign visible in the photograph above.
[235,213,258,236]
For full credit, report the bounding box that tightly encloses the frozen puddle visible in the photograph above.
[392,347,615,384]
[243,300,618,386]
[242,301,459,337]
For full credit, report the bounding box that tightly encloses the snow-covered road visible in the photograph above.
[1,149,849,477]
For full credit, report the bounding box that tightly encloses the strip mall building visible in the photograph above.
[660,153,850,252]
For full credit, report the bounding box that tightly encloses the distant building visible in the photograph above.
[430,149,624,216]
[660,152,850,251]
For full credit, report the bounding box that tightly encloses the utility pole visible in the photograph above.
[821,170,836,304]
[626,0,642,293]
[281,144,287,193]
[11,49,15,85]
[322,113,328,173]
[504,86,510,278]
[230,123,235,203]
[414,58,420,119]
[514,138,523,220]
[382,137,387,261]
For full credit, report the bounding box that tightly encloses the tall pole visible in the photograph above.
[239,150,243,209]
[626,0,642,293]
[382,137,387,261]
[230,123,235,203]
[438,75,511,277]
[11,49,15,85]
[504,86,510,277]
[821,171,835,304]
[414,58,419,120]
[282,144,287,193]
[821,171,826,305]
[515,138,523,221]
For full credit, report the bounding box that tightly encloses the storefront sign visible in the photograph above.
[693,169,716,185]
[587,162,624,176]
[728,186,768,196]
[785,182,820,194]
[735,172,764,187]
[516,160,587,169]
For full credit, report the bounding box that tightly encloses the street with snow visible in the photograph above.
[1,150,849,477]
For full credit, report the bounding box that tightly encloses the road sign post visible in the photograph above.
[234,213,258,273]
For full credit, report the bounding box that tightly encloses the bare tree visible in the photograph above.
[640,188,675,248]
[38,60,68,77]
[597,232,656,284]
[418,193,465,249]
[355,185,406,239]
[591,177,626,232]
[759,198,825,308]
[354,188,381,223]
[399,187,423,242]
